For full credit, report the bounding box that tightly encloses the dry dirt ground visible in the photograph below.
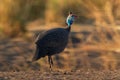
[0,70,120,80]
[0,24,120,80]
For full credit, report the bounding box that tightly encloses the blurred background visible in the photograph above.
[0,0,120,71]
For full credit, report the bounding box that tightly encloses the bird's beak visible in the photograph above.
[73,14,77,18]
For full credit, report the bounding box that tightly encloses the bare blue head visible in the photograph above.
[66,12,77,27]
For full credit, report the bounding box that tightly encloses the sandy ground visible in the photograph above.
[0,70,120,80]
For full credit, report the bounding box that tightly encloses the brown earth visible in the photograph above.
[0,70,120,80]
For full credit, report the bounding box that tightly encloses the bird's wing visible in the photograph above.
[35,28,69,47]
[35,31,46,43]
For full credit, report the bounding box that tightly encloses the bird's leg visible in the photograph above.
[48,56,52,70]
[50,56,54,66]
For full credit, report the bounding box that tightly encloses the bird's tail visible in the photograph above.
[32,46,40,62]
[32,46,46,62]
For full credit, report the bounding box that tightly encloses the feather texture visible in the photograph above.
[32,28,70,61]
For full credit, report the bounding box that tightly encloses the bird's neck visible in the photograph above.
[66,26,71,32]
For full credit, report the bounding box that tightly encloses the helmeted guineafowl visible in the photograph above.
[32,12,77,69]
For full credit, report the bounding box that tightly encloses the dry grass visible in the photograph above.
[0,0,120,37]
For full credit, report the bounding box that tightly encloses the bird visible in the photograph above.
[32,12,77,70]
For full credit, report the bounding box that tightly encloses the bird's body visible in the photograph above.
[32,28,70,61]
[32,12,76,69]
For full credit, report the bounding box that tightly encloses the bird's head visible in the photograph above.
[66,11,77,27]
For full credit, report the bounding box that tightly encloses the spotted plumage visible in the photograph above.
[32,12,76,69]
